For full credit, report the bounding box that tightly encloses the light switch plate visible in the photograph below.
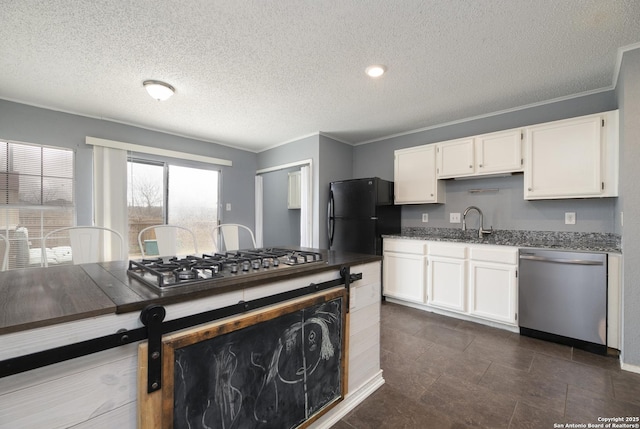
[226,203,231,211]
[422,213,429,223]
[565,212,576,225]
[450,213,461,223]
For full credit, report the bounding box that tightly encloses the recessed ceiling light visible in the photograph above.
[143,80,175,101]
[365,65,387,78]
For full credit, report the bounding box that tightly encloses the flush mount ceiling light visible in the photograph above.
[365,65,387,78]
[143,80,175,101]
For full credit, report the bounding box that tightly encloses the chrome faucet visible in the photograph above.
[462,206,493,239]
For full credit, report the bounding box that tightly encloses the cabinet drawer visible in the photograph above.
[469,246,518,264]
[428,242,467,258]
[384,239,427,254]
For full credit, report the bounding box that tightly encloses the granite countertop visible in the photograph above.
[383,227,621,253]
[0,248,380,335]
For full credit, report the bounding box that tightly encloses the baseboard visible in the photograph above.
[308,370,385,429]
[385,297,519,333]
[621,361,640,374]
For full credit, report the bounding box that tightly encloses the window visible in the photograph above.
[0,140,74,269]
[127,158,219,256]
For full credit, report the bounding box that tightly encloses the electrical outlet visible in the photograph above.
[450,213,461,223]
[565,212,576,225]
[422,213,429,223]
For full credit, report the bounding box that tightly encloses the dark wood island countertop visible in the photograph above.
[0,249,380,335]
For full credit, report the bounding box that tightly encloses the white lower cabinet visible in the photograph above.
[427,243,467,312]
[383,239,427,303]
[468,261,517,324]
[468,246,518,325]
[385,238,519,328]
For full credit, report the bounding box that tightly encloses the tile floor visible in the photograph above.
[333,301,640,429]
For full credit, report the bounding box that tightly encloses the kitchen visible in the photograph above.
[2,2,640,428]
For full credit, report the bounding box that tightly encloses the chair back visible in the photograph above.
[138,225,198,257]
[212,224,257,253]
[42,226,125,267]
[0,234,9,271]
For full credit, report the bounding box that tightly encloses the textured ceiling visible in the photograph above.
[1,1,639,152]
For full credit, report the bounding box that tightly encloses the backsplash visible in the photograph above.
[395,227,621,253]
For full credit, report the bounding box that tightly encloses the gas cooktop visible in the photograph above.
[127,248,324,291]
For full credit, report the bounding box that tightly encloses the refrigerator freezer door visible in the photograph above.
[330,218,378,255]
[330,179,377,218]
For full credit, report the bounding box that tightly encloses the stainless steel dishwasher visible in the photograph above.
[518,248,607,354]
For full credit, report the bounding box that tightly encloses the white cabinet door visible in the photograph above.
[427,255,466,312]
[524,112,618,199]
[468,260,517,325]
[394,145,444,204]
[437,138,475,178]
[475,129,523,175]
[383,251,427,303]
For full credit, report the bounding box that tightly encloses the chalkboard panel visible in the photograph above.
[160,289,346,429]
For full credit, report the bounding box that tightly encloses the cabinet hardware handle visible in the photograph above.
[478,164,483,168]
[469,165,473,168]
[528,188,532,191]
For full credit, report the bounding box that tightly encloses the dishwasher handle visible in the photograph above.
[519,254,604,266]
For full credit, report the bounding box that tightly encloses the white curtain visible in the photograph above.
[93,146,129,258]
[300,165,312,247]
[254,175,263,247]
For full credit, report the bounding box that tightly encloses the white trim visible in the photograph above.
[254,175,264,247]
[621,361,640,375]
[307,371,385,429]
[300,164,312,247]
[353,86,613,146]
[385,297,520,333]
[256,158,313,175]
[258,132,353,153]
[318,132,352,145]
[85,136,232,166]
[613,42,640,88]
[258,132,321,153]
[0,97,254,152]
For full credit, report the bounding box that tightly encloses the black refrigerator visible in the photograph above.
[328,178,401,255]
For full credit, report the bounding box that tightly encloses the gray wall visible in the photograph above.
[616,48,640,367]
[257,134,355,249]
[318,135,353,248]
[0,99,257,229]
[353,91,619,233]
[261,167,300,248]
[257,134,319,246]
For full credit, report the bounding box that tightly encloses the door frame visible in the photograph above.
[256,159,314,248]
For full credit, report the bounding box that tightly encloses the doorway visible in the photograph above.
[256,160,312,248]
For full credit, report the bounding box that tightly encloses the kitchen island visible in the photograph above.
[0,248,383,429]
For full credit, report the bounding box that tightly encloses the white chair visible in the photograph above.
[138,225,198,258]
[42,226,125,267]
[211,224,257,253]
[0,234,9,271]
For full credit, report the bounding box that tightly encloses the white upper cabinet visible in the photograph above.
[394,144,445,204]
[436,138,475,178]
[524,110,619,200]
[475,129,523,175]
[437,129,523,179]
